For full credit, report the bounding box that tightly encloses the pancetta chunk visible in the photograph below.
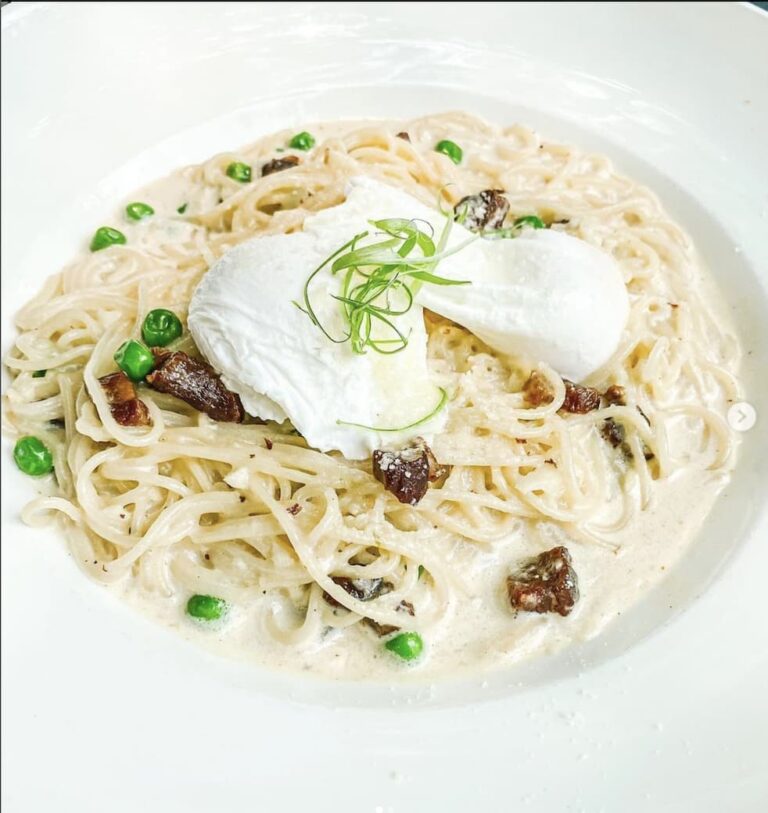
[98,371,150,427]
[372,438,444,506]
[261,155,300,176]
[507,546,579,617]
[147,350,244,423]
[454,189,510,232]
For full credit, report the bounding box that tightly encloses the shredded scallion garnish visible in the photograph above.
[294,212,474,355]
[336,387,449,432]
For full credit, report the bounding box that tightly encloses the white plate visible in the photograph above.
[2,3,768,810]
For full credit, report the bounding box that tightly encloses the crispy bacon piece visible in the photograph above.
[365,622,398,637]
[522,370,555,406]
[523,371,600,413]
[562,380,601,414]
[454,189,510,232]
[507,546,579,617]
[261,155,300,177]
[98,371,150,427]
[323,577,417,636]
[111,400,151,426]
[146,350,244,423]
[323,577,392,609]
[600,417,626,448]
[601,417,654,461]
[100,370,136,404]
[602,384,627,407]
[372,437,444,506]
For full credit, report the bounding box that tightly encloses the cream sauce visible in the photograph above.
[116,469,729,680]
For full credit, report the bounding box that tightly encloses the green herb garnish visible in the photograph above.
[337,387,448,433]
[294,213,474,356]
[483,216,549,240]
[177,203,188,214]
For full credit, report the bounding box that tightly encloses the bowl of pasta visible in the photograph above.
[2,2,767,811]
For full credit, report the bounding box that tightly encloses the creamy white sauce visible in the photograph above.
[115,468,729,680]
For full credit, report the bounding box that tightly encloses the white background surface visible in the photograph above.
[2,3,768,811]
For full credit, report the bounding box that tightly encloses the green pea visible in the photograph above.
[288,131,315,151]
[142,309,182,348]
[13,436,54,477]
[125,202,155,221]
[514,215,546,230]
[226,162,252,183]
[187,594,227,620]
[384,631,423,661]
[90,226,127,252]
[177,203,188,214]
[435,139,463,165]
[32,370,47,378]
[113,339,155,382]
